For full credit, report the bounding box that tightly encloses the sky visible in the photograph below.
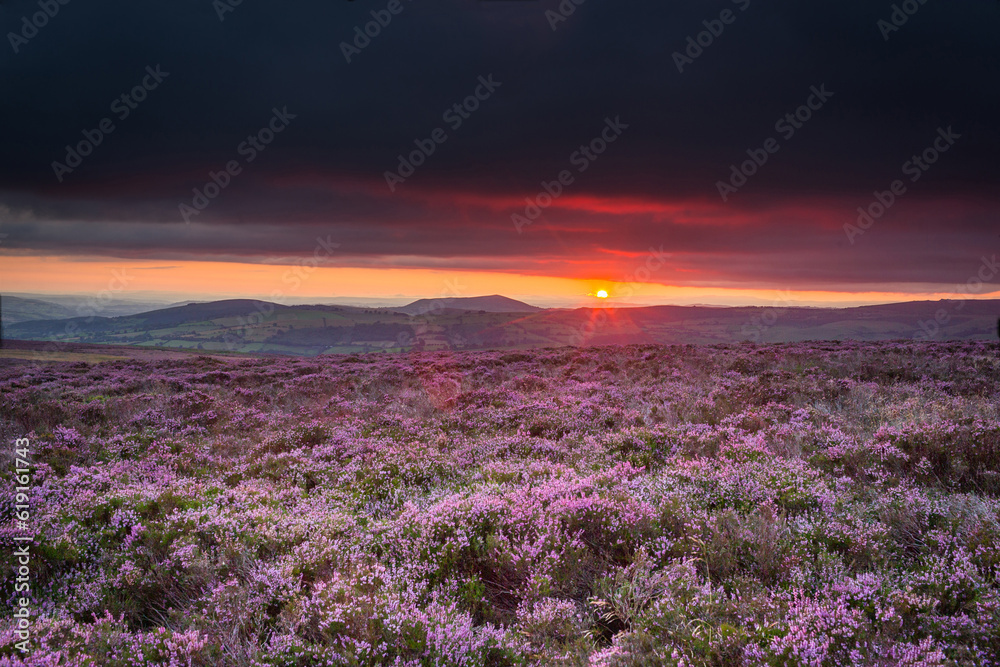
[1,0,999,307]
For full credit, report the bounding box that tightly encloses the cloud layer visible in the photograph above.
[1,0,998,292]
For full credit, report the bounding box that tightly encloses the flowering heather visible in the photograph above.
[1,341,1000,665]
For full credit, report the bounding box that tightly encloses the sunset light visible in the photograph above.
[3,1,999,662]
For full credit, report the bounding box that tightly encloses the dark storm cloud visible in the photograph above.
[1,0,998,289]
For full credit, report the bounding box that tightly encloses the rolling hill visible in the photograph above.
[1,293,200,327]
[3,296,998,356]
[1,295,78,325]
[393,295,541,316]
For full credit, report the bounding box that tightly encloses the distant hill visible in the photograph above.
[2,293,201,326]
[121,299,292,328]
[2,296,78,325]
[394,295,541,316]
[5,299,294,341]
[4,297,998,356]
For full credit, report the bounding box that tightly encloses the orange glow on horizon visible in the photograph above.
[2,254,999,308]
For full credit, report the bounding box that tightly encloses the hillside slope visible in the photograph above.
[5,298,998,355]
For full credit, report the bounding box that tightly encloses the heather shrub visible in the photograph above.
[2,342,999,665]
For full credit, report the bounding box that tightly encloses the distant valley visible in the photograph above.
[3,294,997,356]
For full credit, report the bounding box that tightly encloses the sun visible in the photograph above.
[595,290,609,299]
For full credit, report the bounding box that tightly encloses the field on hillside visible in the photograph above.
[2,342,1000,666]
[7,299,999,357]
